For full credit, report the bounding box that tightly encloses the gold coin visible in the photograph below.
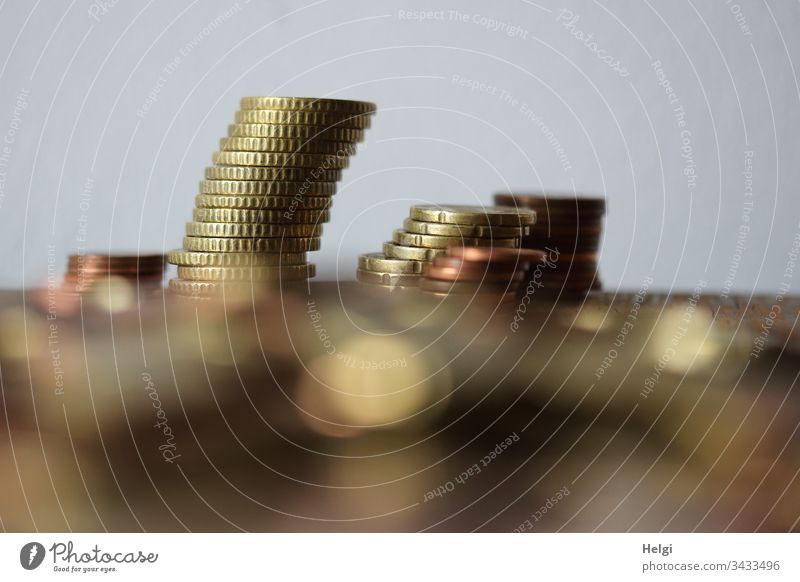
[192,208,330,224]
[195,194,333,210]
[409,204,536,226]
[382,242,446,261]
[219,137,357,156]
[240,96,377,114]
[177,264,315,281]
[169,279,302,297]
[392,229,519,249]
[200,180,336,196]
[212,151,350,169]
[186,222,322,238]
[358,252,426,274]
[228,123,365,142]
[234,109,372,128]
[402,218,530,238]
[183,236,321,253]
[168,250,307,267]
[356,268,422,287]
[205,165,342,181]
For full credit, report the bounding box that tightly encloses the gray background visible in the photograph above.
[0,0,797,293]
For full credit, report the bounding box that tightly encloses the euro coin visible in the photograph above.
[212,151,350,169]
[356,268,422,287]
[183,236,321,253]
[358,252,426,274]
[410,204,536,226]
[392,229,518,249]
[234,109,372,128]
[382,242,447,261]
[185,222,322,238]
[219,137,357,156]
[228,123,365,143]
[195,194,333,210]
[204,165,342,182]
[177,264,315,281]
[168,279,302,297]
[192,208,330,224]
[402,218,529,238]
[167,250,307,267]
[240,96,377,114]
[200,179,336,196]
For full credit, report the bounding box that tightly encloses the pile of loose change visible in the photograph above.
[358,204,535,289]
[63,253,166,295]
[168,96,376,297]
[494,194,605,300]
[419,246,546,301]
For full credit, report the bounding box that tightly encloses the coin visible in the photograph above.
[424,264,525,283]
[177,264,315,281]
[447,246,546,265]
[228,123,365,142]
[356,268,422,286]
[494,194,606,214]
[410,204,536,226]
[212,151,350,169]
[529,224,604,237]
[200,179,336,196]
[239,96,377,114]
[392,229,518,249]
[234,109,372,128]
[192,208,330,224]
[183,236,321,253]
[358,252,426,274]
[402,218,529,238]
[204,166,342,181]
[220,137,357,156]
[168,279,301,297]
[195,194,333,210]
[186,222,322,238]
[382,242,447,261]
[168,250,307,267]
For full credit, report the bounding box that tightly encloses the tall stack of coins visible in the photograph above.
[494,194,605,300]
[168,96,376,297]
[419,246,545,301]
[63,253,166,295]
[358,204,535,288]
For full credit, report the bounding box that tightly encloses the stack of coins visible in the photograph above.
[63,253,166,294]
[358,204,535,289]
[419,246,545,301]
[494,194,605,299]
[168,96,376,297]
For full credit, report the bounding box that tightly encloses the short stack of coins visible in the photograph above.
[63,253,166,295]
[168,96,376,297]
[358,204,535,289]
[419,246,546,301]
[494,194,605,300]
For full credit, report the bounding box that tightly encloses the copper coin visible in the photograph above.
[494,194,606,214]
[425,265,526,283]
[446,246,546,265]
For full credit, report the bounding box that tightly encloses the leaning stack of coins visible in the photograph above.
[358,204,535,288]
[494,194,605,300]
[168,96,376,297]
[419,246,545,301]
[63,253,166,295]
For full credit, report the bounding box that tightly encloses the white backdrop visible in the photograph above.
[0,0,797,293]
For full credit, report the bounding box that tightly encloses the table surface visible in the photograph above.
[1,284,798,532]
